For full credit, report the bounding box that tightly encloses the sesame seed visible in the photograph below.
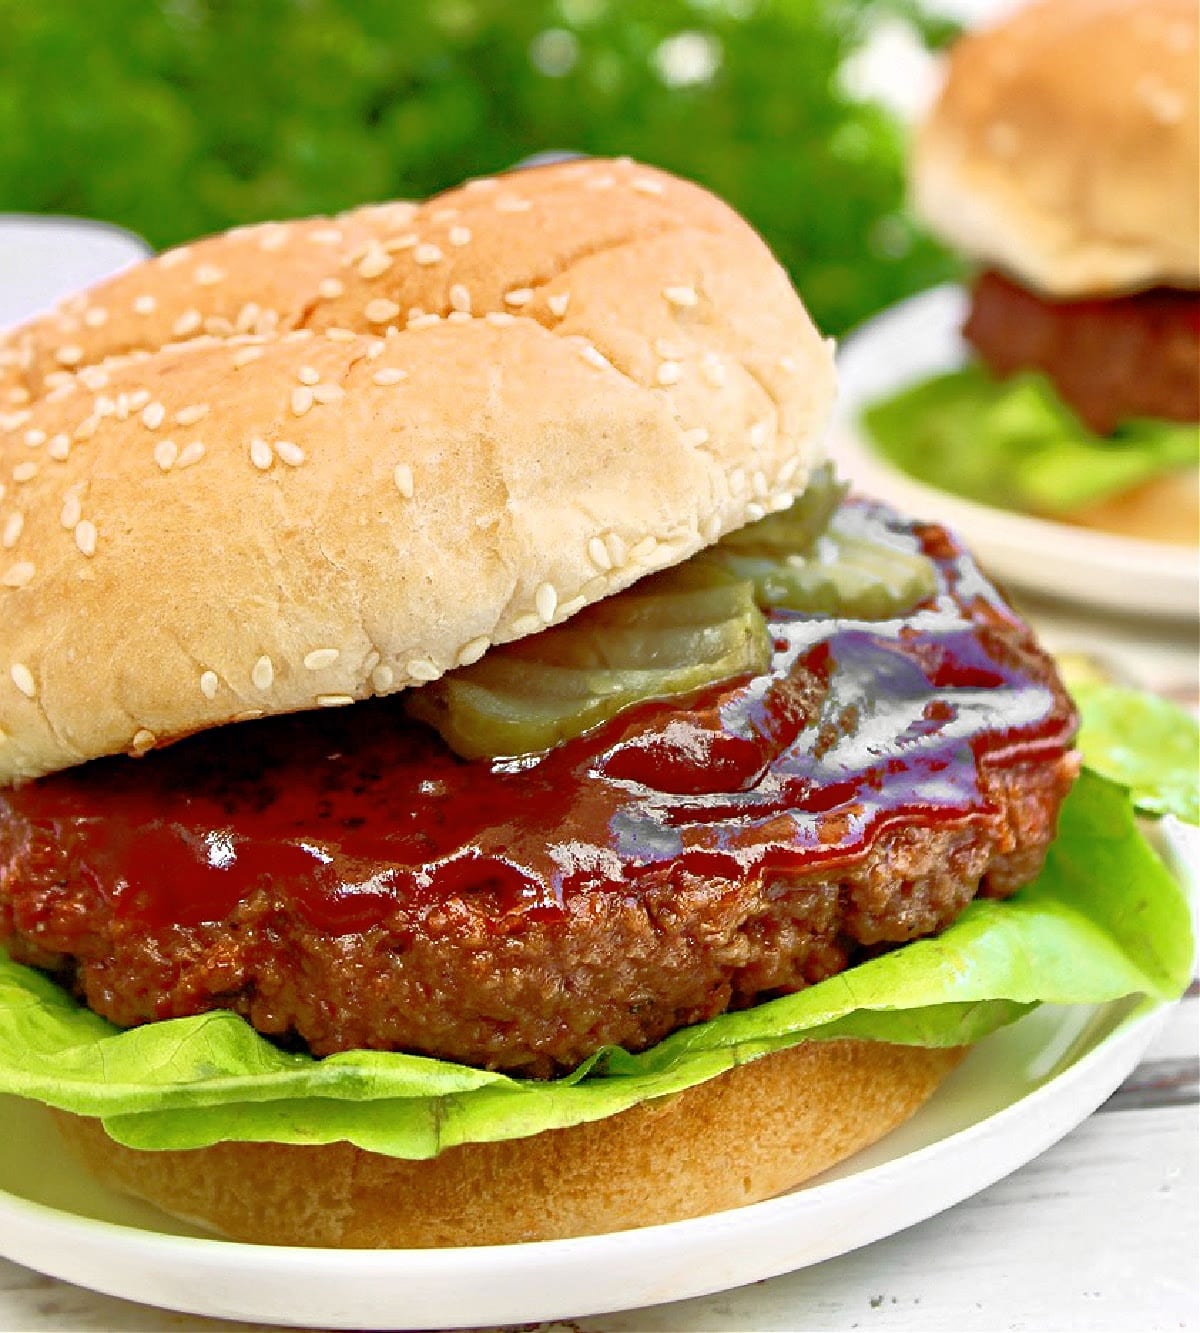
[682,427,710,447]
[233,709,264,722]
[749,420,770,449]
[632,177,665,196]
[249,437,273,470]
[702,513,723,542]
[176,441,205,469]
[317,693,355,708]
[252,656,275,690]
[465,176,496,190]
[235,303,261,333]
[24,429,45,448]
[585,174,616,191]
[60,493,82,528]
[547,292,571,318]
[258,226,290,252]
[2,561,34,588]
[128,389,151,410]
[406,657,440,681]
[511,614,542,638]
[175,403,209,427]
[194,264,225,286]
[372,367,407,386]
[233,345,264,368]
[310,227,344,245]
[1,514,23,547]
[153,440,178,470]
[173,309,203,337]
[777,456,803,485]
[407,313,441,330]
[485,311,516,327]
[291,386,314,416]
[317,277,345,300]
[495,195,532,213]
[383,233,418,252]
[701,357,727,388]
[586,537,613,574]
[559,595,587,619]
[746,502,767,522]
[11,663,37,697]
[769,491,793,512]
[12,462,37,483]
[656,361,681,387]
[604,532,627,567]
[393,463,414,498]
[48,434,70,460]
[56,345,83,366]
[730,467,747,494]
[203,315,232,336]
[304,648,340,671]
[414,243,444,266]
[365,298,401,324]
[448,225,472,247]
[752,470,769,498]
[313,383,343,404]
[130,728,157,756]
[358,247,393,279]
[630,536,656,561]
[449,283,472,313]
[297,366,321,386]
[663,285,698,308]
[275,440,305,467]
[200,670,219,700]
[73,519,97,556]
[325,327,357,342]
[367,340,386,358]
[84,307,109,327]
[371,664,395,692]
[535,582,558,622]
[579,344,611,371]
[504,288,534,307]
[130,294,156,315]
[447,310,471,324]
[456,636,490,667]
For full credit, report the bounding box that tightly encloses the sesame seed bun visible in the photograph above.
[0,159,835,784]
[52,1040,964,1247]
[913,0,1200,297]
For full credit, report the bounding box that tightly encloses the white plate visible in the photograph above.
[0,995,1174,1330]
[830,286,1199,619]
[0,216,151,329]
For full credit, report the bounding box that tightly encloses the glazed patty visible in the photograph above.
[0,503,1078,1076]
[964,269,1200,435]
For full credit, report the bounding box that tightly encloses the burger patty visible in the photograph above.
[0,503,1078,1076]
[965,269,1200,435]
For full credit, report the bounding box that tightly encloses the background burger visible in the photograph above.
[0,158,1190,1249]
[862,0,1199,546]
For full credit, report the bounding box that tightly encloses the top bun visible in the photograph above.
[0,159,835,784]
[913,0,1200,297]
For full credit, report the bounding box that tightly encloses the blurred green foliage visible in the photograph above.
[0,0,957,334]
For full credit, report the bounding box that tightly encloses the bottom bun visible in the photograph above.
[1066,467,1199,547]
[53,1040,964,1248]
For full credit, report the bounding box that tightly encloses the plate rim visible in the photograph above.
[0,994,1172,1328]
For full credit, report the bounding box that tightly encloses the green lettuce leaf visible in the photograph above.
[1069,681,1199,824]
[861,365,1199,515]
[0,772,1191,1157]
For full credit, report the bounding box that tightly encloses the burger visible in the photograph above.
[863,0,1199,546]
[0,158,1190,1251]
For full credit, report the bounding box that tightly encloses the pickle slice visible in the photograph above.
[718,462,848,557]
[406,563,771,759]
[711,530,938,620]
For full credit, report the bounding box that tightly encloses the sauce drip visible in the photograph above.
[3,503,1074,935]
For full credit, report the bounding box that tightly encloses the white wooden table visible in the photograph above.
[1,594,1196,1333]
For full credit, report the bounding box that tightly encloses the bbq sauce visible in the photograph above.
[1,503,1075,936]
